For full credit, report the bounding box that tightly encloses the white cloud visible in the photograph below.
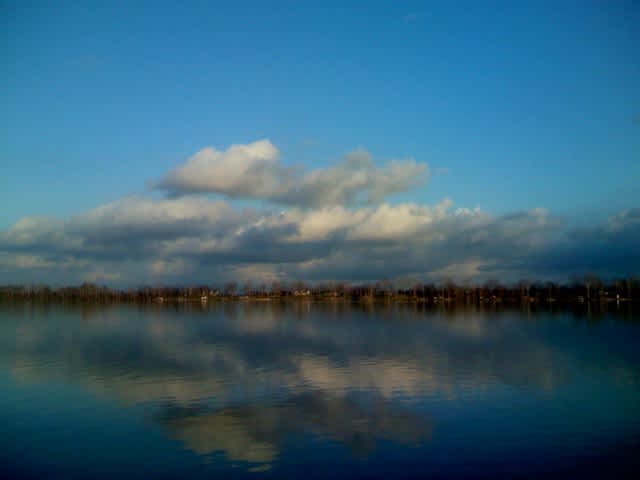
[155,140,428,208]
[155,139,291,199]
[1,140,638,286]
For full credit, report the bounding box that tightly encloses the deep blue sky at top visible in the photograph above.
[2,0,638,228]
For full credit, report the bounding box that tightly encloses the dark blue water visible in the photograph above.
[1,302,639,479]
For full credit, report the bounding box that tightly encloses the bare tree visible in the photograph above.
[270,280,282,296]
[224,281,237,296]
[584,273,601,301]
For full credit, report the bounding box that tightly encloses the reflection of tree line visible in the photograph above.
[1,274,639,306]
[156,391,431,470]
[2,291,638,325]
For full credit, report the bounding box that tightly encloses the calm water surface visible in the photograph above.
[1,302,639,479]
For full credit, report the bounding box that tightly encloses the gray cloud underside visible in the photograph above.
[1,192,638,285]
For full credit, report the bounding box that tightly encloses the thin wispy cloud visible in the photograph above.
[403,13,418,23]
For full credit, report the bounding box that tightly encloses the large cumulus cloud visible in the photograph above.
[154,139,428,207]
[1,140,638,285]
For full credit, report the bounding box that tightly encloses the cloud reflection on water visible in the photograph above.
[1,302,638,471]
[157,390,430,471]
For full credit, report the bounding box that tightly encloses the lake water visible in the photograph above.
[1,302,639,479]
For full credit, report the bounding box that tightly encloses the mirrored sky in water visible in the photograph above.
[1,303,639,479]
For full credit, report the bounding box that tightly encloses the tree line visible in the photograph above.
[1,275,639,305]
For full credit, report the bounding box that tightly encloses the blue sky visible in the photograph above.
[1,1,639,285]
